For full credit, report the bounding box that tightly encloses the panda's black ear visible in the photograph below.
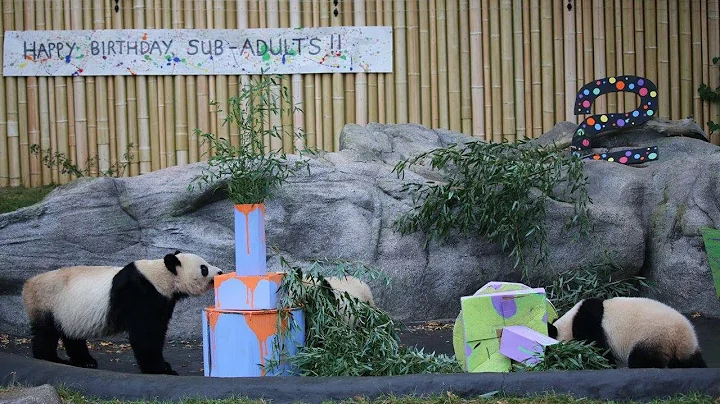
[548,322,558,339]
[164,253,181,275]
[174,250,181,255]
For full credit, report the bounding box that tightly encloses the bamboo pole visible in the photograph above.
[183,0,198,161]
[290,0,304,150]
[376,0,386,124]
[429,0,438,128]
[52,0,70,183]
[552,0,564,124]
[301,0,316,147]
[581,0,592,107]
[657,0,670,120]
[383,0,395,124]
[367,0,378,124]
[419,0,433,128]
[691,0,703,125]
[564,0,577,123]
[354,0,368,126]
[143,0,159,170]
[437,0,449,129]
[593,0,606,116]
[679,0,692,118]
[709,0,719,143]
[540,0,553,133]
[331,2,345,149]
[622,0,636,108]
[0,0,6,187]
[25,0,41,186]
[393,0,408,124]
[267,0,282,151]
[614,0,624,112]
[122,0,139,175]
[106,0,117,170]
[82,0,97,177]
[168,0,186,166]
[279,0,293,153]
[499,0,515,141]
[459,0,471,135]
[321,0,332,150]
[70,0,88,178]
[522,0,531,137]
[405,0,419,125]
[3,0,19,186]
[133,0,151,174]
[226,0,239,152]
[634,0,645,77]
[470,0,484,139]
[447,0,461,132]
[343,0,355,127]
[195,0,208,158]
[36,0,51,184]
[206,0,217,154]
[164,0,177,165]
[604,0,617,114]
[16,0,29,186]
[669,0,680,119]
[93,0,110,175]
[701,0,710,136]
[575,0,583,97]
[644,0,658,84]
[529,0,541,137]
[510,0,524,138]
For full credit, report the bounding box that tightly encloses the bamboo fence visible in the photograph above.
[1,0,720,188]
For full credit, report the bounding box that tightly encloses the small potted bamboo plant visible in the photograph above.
[191,74,309,276]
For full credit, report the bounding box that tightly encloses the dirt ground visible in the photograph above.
[0,320,456,376]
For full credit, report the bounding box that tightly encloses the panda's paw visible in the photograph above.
[71,358,98,369]
[164,362,179,376]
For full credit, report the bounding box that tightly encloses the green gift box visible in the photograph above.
[459,284,552,373]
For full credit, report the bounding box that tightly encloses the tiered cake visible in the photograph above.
[202,204,305,377]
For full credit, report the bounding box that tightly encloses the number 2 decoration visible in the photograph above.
[571,75,659,165]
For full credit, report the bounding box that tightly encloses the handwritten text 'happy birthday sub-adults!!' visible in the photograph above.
[22,34,347,60]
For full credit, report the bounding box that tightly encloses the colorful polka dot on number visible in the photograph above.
[619,156,628,164]
[617,119,625,127]
[593,88,600,95]
[639,88,648,96]
[638,78,645,86]
[600,115,608,123]
[647,109,654,116]
[587,117,596,125]
[583,100,591,108]
[584,89,590,95]
[582,139,590,147]
[616,81,625,90]
[632,110,640,117]
[609,77,616,84]
[625,151,632,157]
[648,152,658,160]
[634,154,641,159]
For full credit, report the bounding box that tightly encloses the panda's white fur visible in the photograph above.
[22,251,224,375]
[325,275,376,306]
[549,297,706,368]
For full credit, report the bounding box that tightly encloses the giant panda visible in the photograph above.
[547,297,707,368]
[22,250,224,375]
[297,270,376,324]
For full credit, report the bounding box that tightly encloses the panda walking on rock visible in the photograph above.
[22,250,224,375]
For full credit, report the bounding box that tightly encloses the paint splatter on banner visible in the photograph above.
[2,27,393,77]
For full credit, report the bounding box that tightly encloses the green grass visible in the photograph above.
[50,387,720,404]
[0,185,57,214]
[1,385,716,404]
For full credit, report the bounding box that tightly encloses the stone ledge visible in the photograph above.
[1,353,719,403]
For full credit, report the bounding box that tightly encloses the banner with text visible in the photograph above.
[3,26,393,77]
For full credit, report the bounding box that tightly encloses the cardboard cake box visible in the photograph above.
[213,272,285,310]
[202,307,305,378]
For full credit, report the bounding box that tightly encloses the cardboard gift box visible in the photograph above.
[499,325,558,365]
[460,286,550,373]
[202,307,305,377]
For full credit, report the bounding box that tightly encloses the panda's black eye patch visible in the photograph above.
[201,265,208,277]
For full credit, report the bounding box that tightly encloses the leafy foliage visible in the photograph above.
[190,74,310,204]
[29,142,136,178]
[392,139,591,275]
[267,257,461,377]
[698,56,720,135]
[543,254,650,316]
[513,340,612,371]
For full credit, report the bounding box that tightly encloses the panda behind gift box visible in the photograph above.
[548,296,707,369]
[22,250,224,375]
